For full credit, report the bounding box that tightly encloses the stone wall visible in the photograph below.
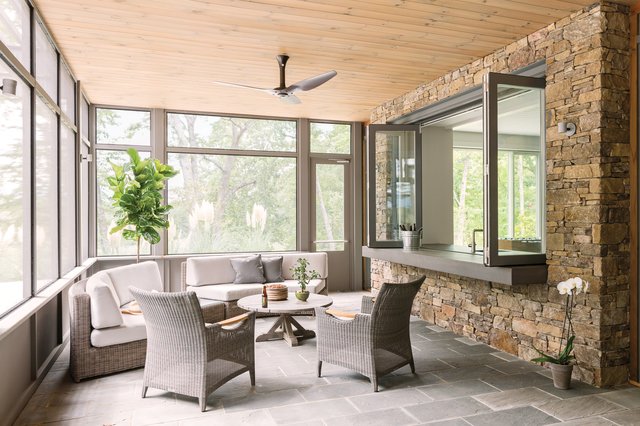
[369,1,630,386]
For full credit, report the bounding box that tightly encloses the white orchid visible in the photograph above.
[556,277,589,295]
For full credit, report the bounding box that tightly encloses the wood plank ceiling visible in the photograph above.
[34,0,622,122]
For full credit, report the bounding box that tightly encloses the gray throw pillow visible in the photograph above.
[262,256,284,282]
[231,254,266,284]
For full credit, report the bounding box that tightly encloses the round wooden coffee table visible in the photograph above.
[237,293,333,347]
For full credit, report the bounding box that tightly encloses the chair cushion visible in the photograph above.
[186,255,237,286]
[86,270,121,306]
[88,282,124,329]
[106,261,163,306]
[231,254,266,284]
[187,279,325,302]
[262,256,284,282]
[90,314,147,347]
[188,283,264,302]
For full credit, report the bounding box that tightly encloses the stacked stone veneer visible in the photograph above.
[370,1,630,386]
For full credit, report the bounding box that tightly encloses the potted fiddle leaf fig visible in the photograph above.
[108,148,178,263]
[290,258,320,301]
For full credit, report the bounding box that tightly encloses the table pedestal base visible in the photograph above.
[256,314,315,347]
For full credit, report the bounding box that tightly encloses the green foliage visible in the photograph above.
[290,258,320,292]
[108,148,178,261]
[531,335,575,365]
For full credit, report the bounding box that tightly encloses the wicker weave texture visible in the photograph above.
[68,279,146,382]
[315,275,425,392]
[130,287,255,411]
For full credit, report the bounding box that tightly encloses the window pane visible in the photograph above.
[81,97,89,139]
[0,64,29,314]
[60,63,75,120]
[96,150,151,256]
[35,22,57,101]
[60,124,76,274]
[35,96,58,290]
[310,122,350,154]
[80,143,89,261]
[496,85,544,255]
[167,113,296,151]
[0,0,30,70]
[315,164,345,251]
[96,108,150,146]
[168,153,296,253]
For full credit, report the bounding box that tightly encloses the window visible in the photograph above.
[310,122,351,154]
[60,63,75,120]
[60,124,76,274]
[96,108,150,146]
[0,0,30,69]
[0,64,29,314]
[167,113,296,151]
[35,96,58,290]
[167,153,296,253]
[35,21,57,101]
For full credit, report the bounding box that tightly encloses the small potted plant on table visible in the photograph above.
[531,277,588,389]
[290,258,320,302]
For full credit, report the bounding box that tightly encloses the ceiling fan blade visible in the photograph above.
[287,70,337,93]
[279,94,301,104]
[213,81,273,93]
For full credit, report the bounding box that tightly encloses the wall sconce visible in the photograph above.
[558,121,576,137]
[1,78,17,95]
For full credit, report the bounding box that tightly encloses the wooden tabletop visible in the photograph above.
[237,293,333,314]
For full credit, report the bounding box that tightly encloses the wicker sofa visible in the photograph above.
[181,252,328,318]
[69,261,224,382]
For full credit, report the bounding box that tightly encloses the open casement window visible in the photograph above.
[367,124,421,248]
[483,72,546,266]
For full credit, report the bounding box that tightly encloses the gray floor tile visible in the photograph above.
[268,399,358,424]
[535,395,627,421]
[298,381,372,401]
[548,416,617,425]
[536,380,609,399]
[479,371,552,390]
[178,409,277,426]
[326,407,417,426]
[435,353,507,368]
[488,360,546,375]
[473,387,560,410]
[418,380,499,401]
[598,387,640,409]
[602,407,640,425]
[420,419,472,426]
[223,389,305,413]
[349,387,433,412]
[404,397,492,423]
[464,406,559,426]
[434,365,507,383]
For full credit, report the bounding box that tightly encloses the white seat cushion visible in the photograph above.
[90,314,147,347]
[88,283,124,329]
[187,279,325,302]
[106,261,163,306]
[188,283,264,302]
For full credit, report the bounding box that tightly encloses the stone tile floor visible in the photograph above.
[15,291,640,425]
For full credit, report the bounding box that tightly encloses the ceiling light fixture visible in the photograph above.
[1,78,17,95]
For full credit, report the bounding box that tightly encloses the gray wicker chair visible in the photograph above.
[130,287,255,411]
[315,275,426,392]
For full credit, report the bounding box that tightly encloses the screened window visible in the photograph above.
[96,108,150,146]
[60,63,75,120]
[0,64,29,314]
[81,97,89,139]
[167,113,296,151]
[310,122,351,154]
[0,0,30,69]
[95,150,151,256]
[60,124,76,274]
[35,96,58,290]
[35,21,57,101]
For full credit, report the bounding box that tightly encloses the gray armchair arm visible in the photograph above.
[361,295,375,314]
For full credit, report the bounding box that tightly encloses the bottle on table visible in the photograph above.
[262,285,268,308]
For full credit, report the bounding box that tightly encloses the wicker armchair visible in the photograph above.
[69,279,146,382]
[130,287,255,412]
[315,275,426,392]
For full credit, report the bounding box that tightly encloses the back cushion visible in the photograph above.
[186,255,237,286]
[86,271,120,306]
[106,261,163,306]
[282,253,328,279]
[88,283,124,329]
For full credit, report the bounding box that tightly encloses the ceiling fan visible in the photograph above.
[214,54,337,104]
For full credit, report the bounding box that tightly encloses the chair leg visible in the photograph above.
[250,368,256,386]
[317,361,323,378]
[199,396,207,412]
[372,377,378,392]
[141,386,148,398]
[410,358,416,374]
